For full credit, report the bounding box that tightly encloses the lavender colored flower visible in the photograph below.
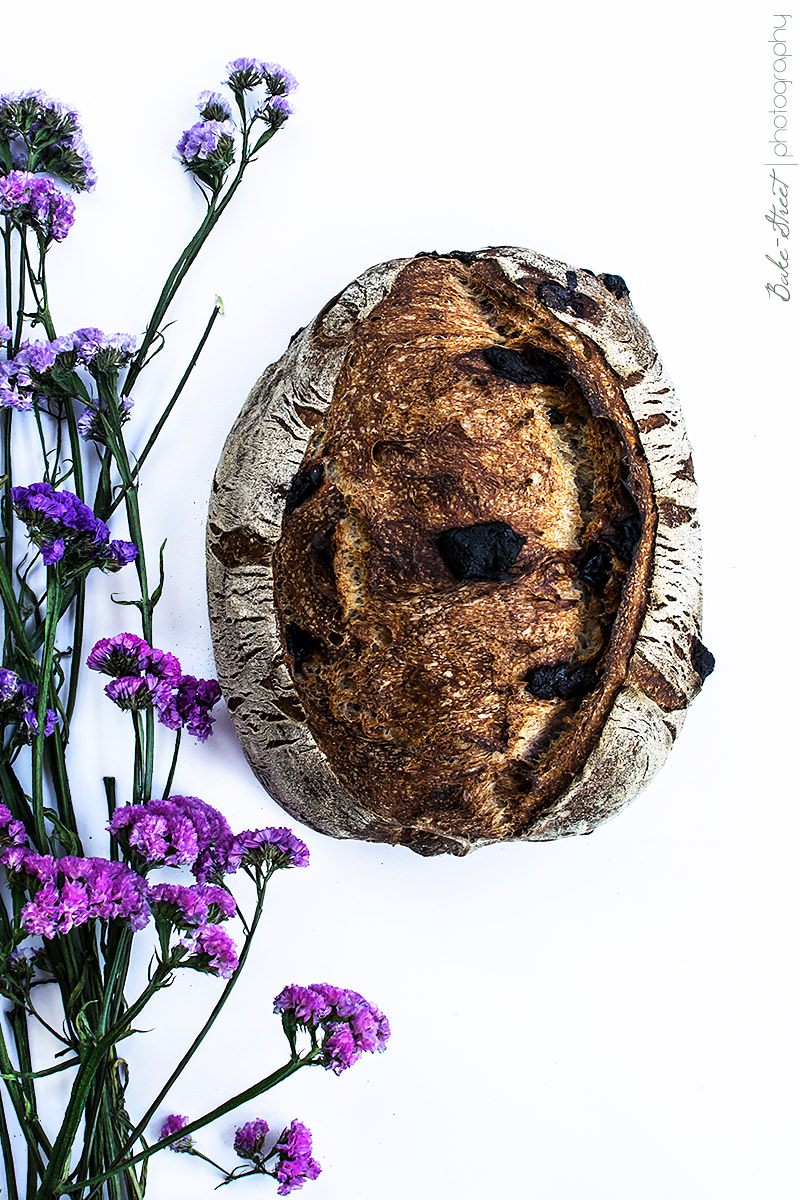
[105,540,139,569]
[261,64,298,96]
[0,90,96,191]
[0,170,76,241]
[18,855,150,938]
[178,922,239,978]
[160,1113,194,1152]
[196,90,233,122]
[87,632,151,676]
[0,324,11,342]
[229,826,309,871]
[224,58,266,90]
[0,804,27,851]
[104,674,173,713]
[273,1120,321,1196]
[157,674,221,741]
[148,881,235,927]
[109,796,235,881]
[11,481,137,574]
[273,984,390,1074]
[0,668,21,703]
[233,1117,271,1160]
[175,119,235,164]
[0,673,58,739]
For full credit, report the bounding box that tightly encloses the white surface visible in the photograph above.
[2,1,798,1197]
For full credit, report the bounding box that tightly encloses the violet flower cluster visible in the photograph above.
[11,481,138,570]
[0,326,137,419]
[0,89,96,191]
[160,1113,193,1153]
[2,851,151,939]
[0,667,58,739]
[88,632,222,740]
[274,984,390,1074]
[0,170,75,242]
[232,1117,321,1195]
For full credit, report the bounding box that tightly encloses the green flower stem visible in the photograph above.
[0,545,38,678]
[107,300,222,518]
[3,218,12,328]
[132,712,144,804]
[76,1055,312,1199]
[161,728,181,802]
[13,235,25,354]
[31,567,63,846]
[113,872,270,1168]
[0,1088,21,1200]
[0,1021,50,1178]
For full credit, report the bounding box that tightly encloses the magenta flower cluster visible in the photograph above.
[273,984,390,1074]
[88,632,222,741]
[0,89,96,191]
[108,794,235,880]
[177,922,239,979]
[148,880,236,926]
[160,1113,193,1153]
[2,851,150,939]
[272,1120,322,1195]
[0,668,58,738]
[0,170,75,242]
[11,482,137,570]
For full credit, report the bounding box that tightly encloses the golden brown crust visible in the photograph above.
[272,256,656,842]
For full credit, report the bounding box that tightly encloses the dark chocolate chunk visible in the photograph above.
[599,273,629,300]
[285,623,318,672]
[577,542,612,591]
[603,514,642,563]
[483,345,568,388]
[690,637,715,682]
[546,407,566,426]
[284,462,324,516]
[537,280,600,319]
[523,662,598,701]
[565,269,578,290]
[437,521,526,581]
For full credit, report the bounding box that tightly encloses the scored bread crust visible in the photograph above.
[207,248,711,856]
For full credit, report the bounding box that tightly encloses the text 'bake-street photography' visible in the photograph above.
[766,14,793,300]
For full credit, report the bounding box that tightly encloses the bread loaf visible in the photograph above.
[207,248,713,856]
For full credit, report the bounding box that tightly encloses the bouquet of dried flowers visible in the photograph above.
[0,58,389,1200]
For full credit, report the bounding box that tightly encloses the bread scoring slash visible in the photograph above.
[207,248,713,856]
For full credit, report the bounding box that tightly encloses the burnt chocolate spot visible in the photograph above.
[547,407,566,426]
[603,514,642,563]
[599,273,629,299]
[577,542,612,591]
[284,623,318,672]
[437,521,525,581]
[210,526,272,568]
[690,637,715,682]
[483,345,568,388]
[523,662,598,701]
[537,281,600,319]
[565,269,578,289]
[284,461,324,516]
[310,523,337,598]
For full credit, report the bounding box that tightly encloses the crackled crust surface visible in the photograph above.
[207,249,711,856]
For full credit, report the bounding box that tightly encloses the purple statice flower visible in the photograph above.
[0,324,11,342]
[0,803,27,853]
[196,90,233,122]
[77,396,134,442]
[273,1120,321,1196]
[1,675,58,739]
[261,64,298,97]
[175,119,235,164]
[87,632,151,677]
[0,170,76,242]
[18,855,150,938]
[178,922,239,979]
[157,674,222,741]
[233,1117,271,1160]
[109,795,234,882]
[224,58,266,90]
[105,540,140,569]
[104,673,173,714]
[160,1113,194,1153]
[273,984,390,1074]
[0,90,96,191]
[148,881,235,927]
[229,826,309,871]
[11,481,137,575]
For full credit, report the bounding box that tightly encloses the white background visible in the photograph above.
[2,1,798,1197]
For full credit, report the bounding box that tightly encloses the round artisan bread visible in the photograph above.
[207,248,713,856]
